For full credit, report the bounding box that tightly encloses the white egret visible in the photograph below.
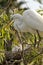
[11,9,43,37]
[11,9,43,47]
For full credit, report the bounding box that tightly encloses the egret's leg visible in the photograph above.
[34,34,37,47]
[36,30,41,47]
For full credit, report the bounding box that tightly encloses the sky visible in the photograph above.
[18,0,43,10]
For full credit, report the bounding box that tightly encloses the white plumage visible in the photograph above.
[11,9,43,37]
[23,9,43,32]
[11,14,34,33]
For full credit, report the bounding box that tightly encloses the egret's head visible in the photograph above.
[11,14,22,21]
[10,14,23,31]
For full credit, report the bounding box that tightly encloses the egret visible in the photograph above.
[11,9,43,36]
[11,9,43,47]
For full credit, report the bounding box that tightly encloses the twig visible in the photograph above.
[3,20,14,29]
[0,0,13,11]
[12,59,23,65]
